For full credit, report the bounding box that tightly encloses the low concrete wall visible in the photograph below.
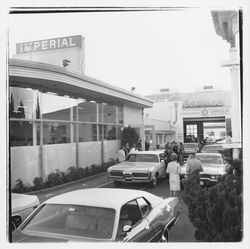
[78,141,102,167]
[43,143,76,175]
[10,140,120,188]
[103,140,120,162]
[11,146,40,186]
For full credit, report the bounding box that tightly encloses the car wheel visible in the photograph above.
[113,181,122,187]
[151,174,158,188]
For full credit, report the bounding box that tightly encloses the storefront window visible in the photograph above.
[117,106,124,124]
[43,122,75,144]
[9,120,40,146]
[102,125,117,140]
[79,123,97,142]
[9,86,40,119]
[78,99,97,122]
[103,104,116,124]
[41,92,77,121]
[186,124,197,137]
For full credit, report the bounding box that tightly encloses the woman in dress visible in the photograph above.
[166,153,181,197]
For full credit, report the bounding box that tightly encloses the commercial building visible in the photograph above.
[145,86,231,146]
[9,35,153,187]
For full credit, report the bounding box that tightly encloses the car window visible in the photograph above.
[126,154,159,163]
[136,198,150,218]
[202,145,223,152]
[22,204,115,239]
[159,153,165,160]
[184,144,198,149]
[119,200,142,226]
[196,155,223,165]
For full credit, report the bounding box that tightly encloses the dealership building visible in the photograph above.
[145,86,231,146]
[9,35,153,187]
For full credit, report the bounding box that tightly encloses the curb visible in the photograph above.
[27,172,107,195]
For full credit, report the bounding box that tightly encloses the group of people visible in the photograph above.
[116,140,204,198]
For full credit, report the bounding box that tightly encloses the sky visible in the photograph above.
[8,8,233,96]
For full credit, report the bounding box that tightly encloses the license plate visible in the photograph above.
[200,181,204,185]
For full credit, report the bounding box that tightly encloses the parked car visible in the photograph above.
[12,188,181,242]
[107,151,166,188]
[200,144,227,154]
[11,193,40,231]
[180,153,229,187]
[182,143,199,161]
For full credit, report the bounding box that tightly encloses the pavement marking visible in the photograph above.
[96,180,113,188]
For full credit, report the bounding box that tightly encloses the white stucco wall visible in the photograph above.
[103,140,120,162]
[43,143,76,175]
[78,141,102,167]
[11,146,40,187]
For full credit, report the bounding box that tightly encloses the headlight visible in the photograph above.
[211,175,216,180]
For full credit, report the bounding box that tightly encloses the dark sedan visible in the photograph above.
[12,188,181,242]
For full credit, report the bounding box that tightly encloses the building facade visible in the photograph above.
[145,86,231,145]
[9,35,153,187]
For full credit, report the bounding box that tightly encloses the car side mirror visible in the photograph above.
[122,225,132,233]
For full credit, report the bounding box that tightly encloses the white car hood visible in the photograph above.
[110,162,158,171]
[12,193,40,214]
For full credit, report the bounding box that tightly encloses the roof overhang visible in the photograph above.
[9,59,153,109]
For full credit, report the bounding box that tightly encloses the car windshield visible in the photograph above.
[196,155,223,165]
[202,146,223,152]
[22,204,115,239]
[126,154,159,163]
[184,144,198,149]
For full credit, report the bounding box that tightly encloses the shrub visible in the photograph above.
[32,177,44,191]
[121,126,139,147]
[182,159,243,242]
[12,178,31,193]
[44,169,65,188]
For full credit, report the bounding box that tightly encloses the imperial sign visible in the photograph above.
[16,35,82,54]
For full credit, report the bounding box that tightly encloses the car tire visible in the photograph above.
[113,181,122,187]
[151,174,158,188]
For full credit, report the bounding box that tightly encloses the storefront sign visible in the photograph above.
[16,35,82,54]
[182,100,224,108]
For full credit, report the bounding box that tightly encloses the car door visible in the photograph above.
[118,198,156,242]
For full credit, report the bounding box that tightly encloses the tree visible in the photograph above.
[121,126,139,147]
[182,159,243,242]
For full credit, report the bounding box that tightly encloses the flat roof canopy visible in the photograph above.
[9,59,153,109]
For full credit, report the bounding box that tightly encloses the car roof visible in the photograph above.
[130,150,164,155]
[43,188,159,209]
[197,152,222,157]
[203,144,223,147]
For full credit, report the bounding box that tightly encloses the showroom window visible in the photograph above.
[43,122,75,144]
[41,92,77,121]
[9,120,40,147]
[9,86,40,120]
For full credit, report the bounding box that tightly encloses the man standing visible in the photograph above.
[186,153,203,183]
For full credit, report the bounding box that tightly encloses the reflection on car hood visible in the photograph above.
[12,229,108,242]
[110,162,158,171]
[12,193,40,213]
[181,164,226,175]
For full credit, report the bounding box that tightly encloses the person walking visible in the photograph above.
[178,142,184,165]
[186,152,203,183]
[117,145,126,163]
[166,153,182,197]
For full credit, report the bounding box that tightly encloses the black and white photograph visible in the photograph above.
[2,0,249,247]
